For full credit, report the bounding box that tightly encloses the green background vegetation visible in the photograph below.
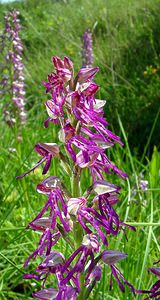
[0,0,160,299]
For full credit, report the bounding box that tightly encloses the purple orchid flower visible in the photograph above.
[61,234,100,291]
[18,56,143,299]
[28,188,70,234]
[17,143,60,178]
[24,232,61,267]
[1,10,26,126]
[82,29,93,68]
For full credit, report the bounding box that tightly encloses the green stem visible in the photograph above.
[125,222,159,226]
[71,165,83,248]
[17,142,30,213]
[71,165,85,300]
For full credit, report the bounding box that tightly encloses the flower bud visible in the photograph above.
[64,56,74,71]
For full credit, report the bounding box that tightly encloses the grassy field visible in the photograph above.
[0,0,160,299]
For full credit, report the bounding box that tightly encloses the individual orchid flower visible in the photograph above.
[17,143,60,178]
[61,234,100,291]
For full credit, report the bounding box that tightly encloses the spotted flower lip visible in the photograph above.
[100,250,128,265]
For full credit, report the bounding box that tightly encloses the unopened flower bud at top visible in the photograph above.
[64,56,74,71]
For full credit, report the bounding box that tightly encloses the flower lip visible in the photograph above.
[101,250,128,265]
